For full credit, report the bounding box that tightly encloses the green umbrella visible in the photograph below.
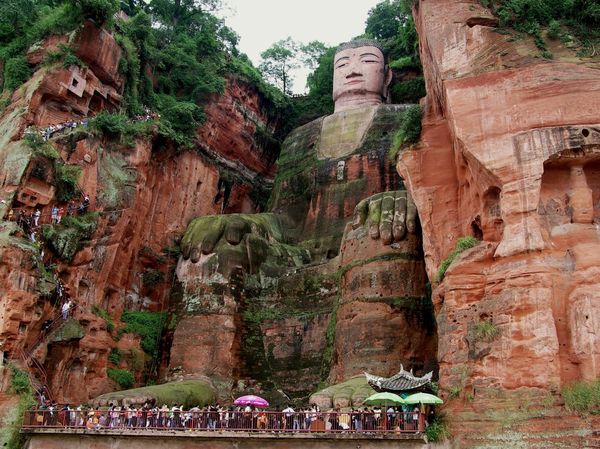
[404,392,443,404]
[363,392,405,406]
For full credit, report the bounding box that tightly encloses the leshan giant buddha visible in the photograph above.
[171,40,437,401]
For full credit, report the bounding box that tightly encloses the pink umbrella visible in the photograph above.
[234,395,269,407]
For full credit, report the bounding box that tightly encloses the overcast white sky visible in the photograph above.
[220,0,382,94]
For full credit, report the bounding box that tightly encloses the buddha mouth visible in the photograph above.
[344,79,363,85]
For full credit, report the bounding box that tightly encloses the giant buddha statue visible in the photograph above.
[171,40,437,400]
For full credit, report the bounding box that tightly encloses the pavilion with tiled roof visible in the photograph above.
[365,365,433,393]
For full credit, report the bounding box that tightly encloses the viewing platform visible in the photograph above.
[22,410,428,449]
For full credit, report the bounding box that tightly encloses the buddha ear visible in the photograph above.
[383,67,393,103]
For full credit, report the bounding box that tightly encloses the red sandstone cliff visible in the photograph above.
[398,0,600,446]
[0,22,282,404]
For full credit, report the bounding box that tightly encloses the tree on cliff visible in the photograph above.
[259,37,300,96]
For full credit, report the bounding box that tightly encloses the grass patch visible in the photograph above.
[436,236,479,283]
[561,380,600,414]
[474,320,499,341]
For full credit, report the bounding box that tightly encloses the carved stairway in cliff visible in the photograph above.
[17,307,79,400]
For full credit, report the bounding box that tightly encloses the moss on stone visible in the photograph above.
[51,318,85,342]
[42,212,99,262]
[95,380,215,408]
[97,148,137,209]
[312,377,376,407]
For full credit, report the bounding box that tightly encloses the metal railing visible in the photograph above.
[22,410,425,434]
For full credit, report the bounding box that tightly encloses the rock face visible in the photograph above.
[0,23,283,404]
[173,104,437,402]
[398,0,600,445]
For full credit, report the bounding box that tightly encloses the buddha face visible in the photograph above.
[332,45,390,112]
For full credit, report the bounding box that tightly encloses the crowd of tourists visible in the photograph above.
[6,195,90,244]
[26,401,430,433]
[25,107,159,142]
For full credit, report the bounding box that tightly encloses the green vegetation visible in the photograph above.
[94,380,215,409]
[42,212,98,262]
[43,43,85,69]
[388,104,423,160]
[483,0,600,56]
[51,317,85,341]
[24,130,60,160]
[561,380,600,414]
[120,311,166,360]
[425,417,450,442]
[141,268,164,287]
[3,56,31,91]
[475,320,500,341]
[2,365,35,449]
[108,348,121,365]
[107,368,134,389]
[320,296,339,381]
[9,365,30,395]
[54,162,82,201]
[0,1,84,91]
[390,77,425,104]
[92,304,115,333]
[436,236,480,282]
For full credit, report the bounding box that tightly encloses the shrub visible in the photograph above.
[107,368,134,389]
[91,111,129,135]
[3,56,31,91]
[4,392,35,449]
[9,365,30,395]
[390,77,426,104]
[389,104,423,161]
[425,417,450,442]
[436,236,479,282]
[548,19,561,39]
[142,268,164,287]
[120,311,166,360]
[54,162,82,201]
[108,348,121,365]
[92,305,115,333]
[561,380,600,414]
[74,0,119,25]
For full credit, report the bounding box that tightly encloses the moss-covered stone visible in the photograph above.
[51,318,85,342]
[97,148,137,209]
[311,376,376,409]
[93,380,216,408]
[42,212,99,262]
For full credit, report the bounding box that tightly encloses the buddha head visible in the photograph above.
[332,40,392,113]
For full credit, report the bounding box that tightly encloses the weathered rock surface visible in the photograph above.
[397,0,600,445]
[174,103,436,402]
[0,23,284,404]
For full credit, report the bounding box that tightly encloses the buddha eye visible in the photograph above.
[336,62,348,69]
[362,59,377,64]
